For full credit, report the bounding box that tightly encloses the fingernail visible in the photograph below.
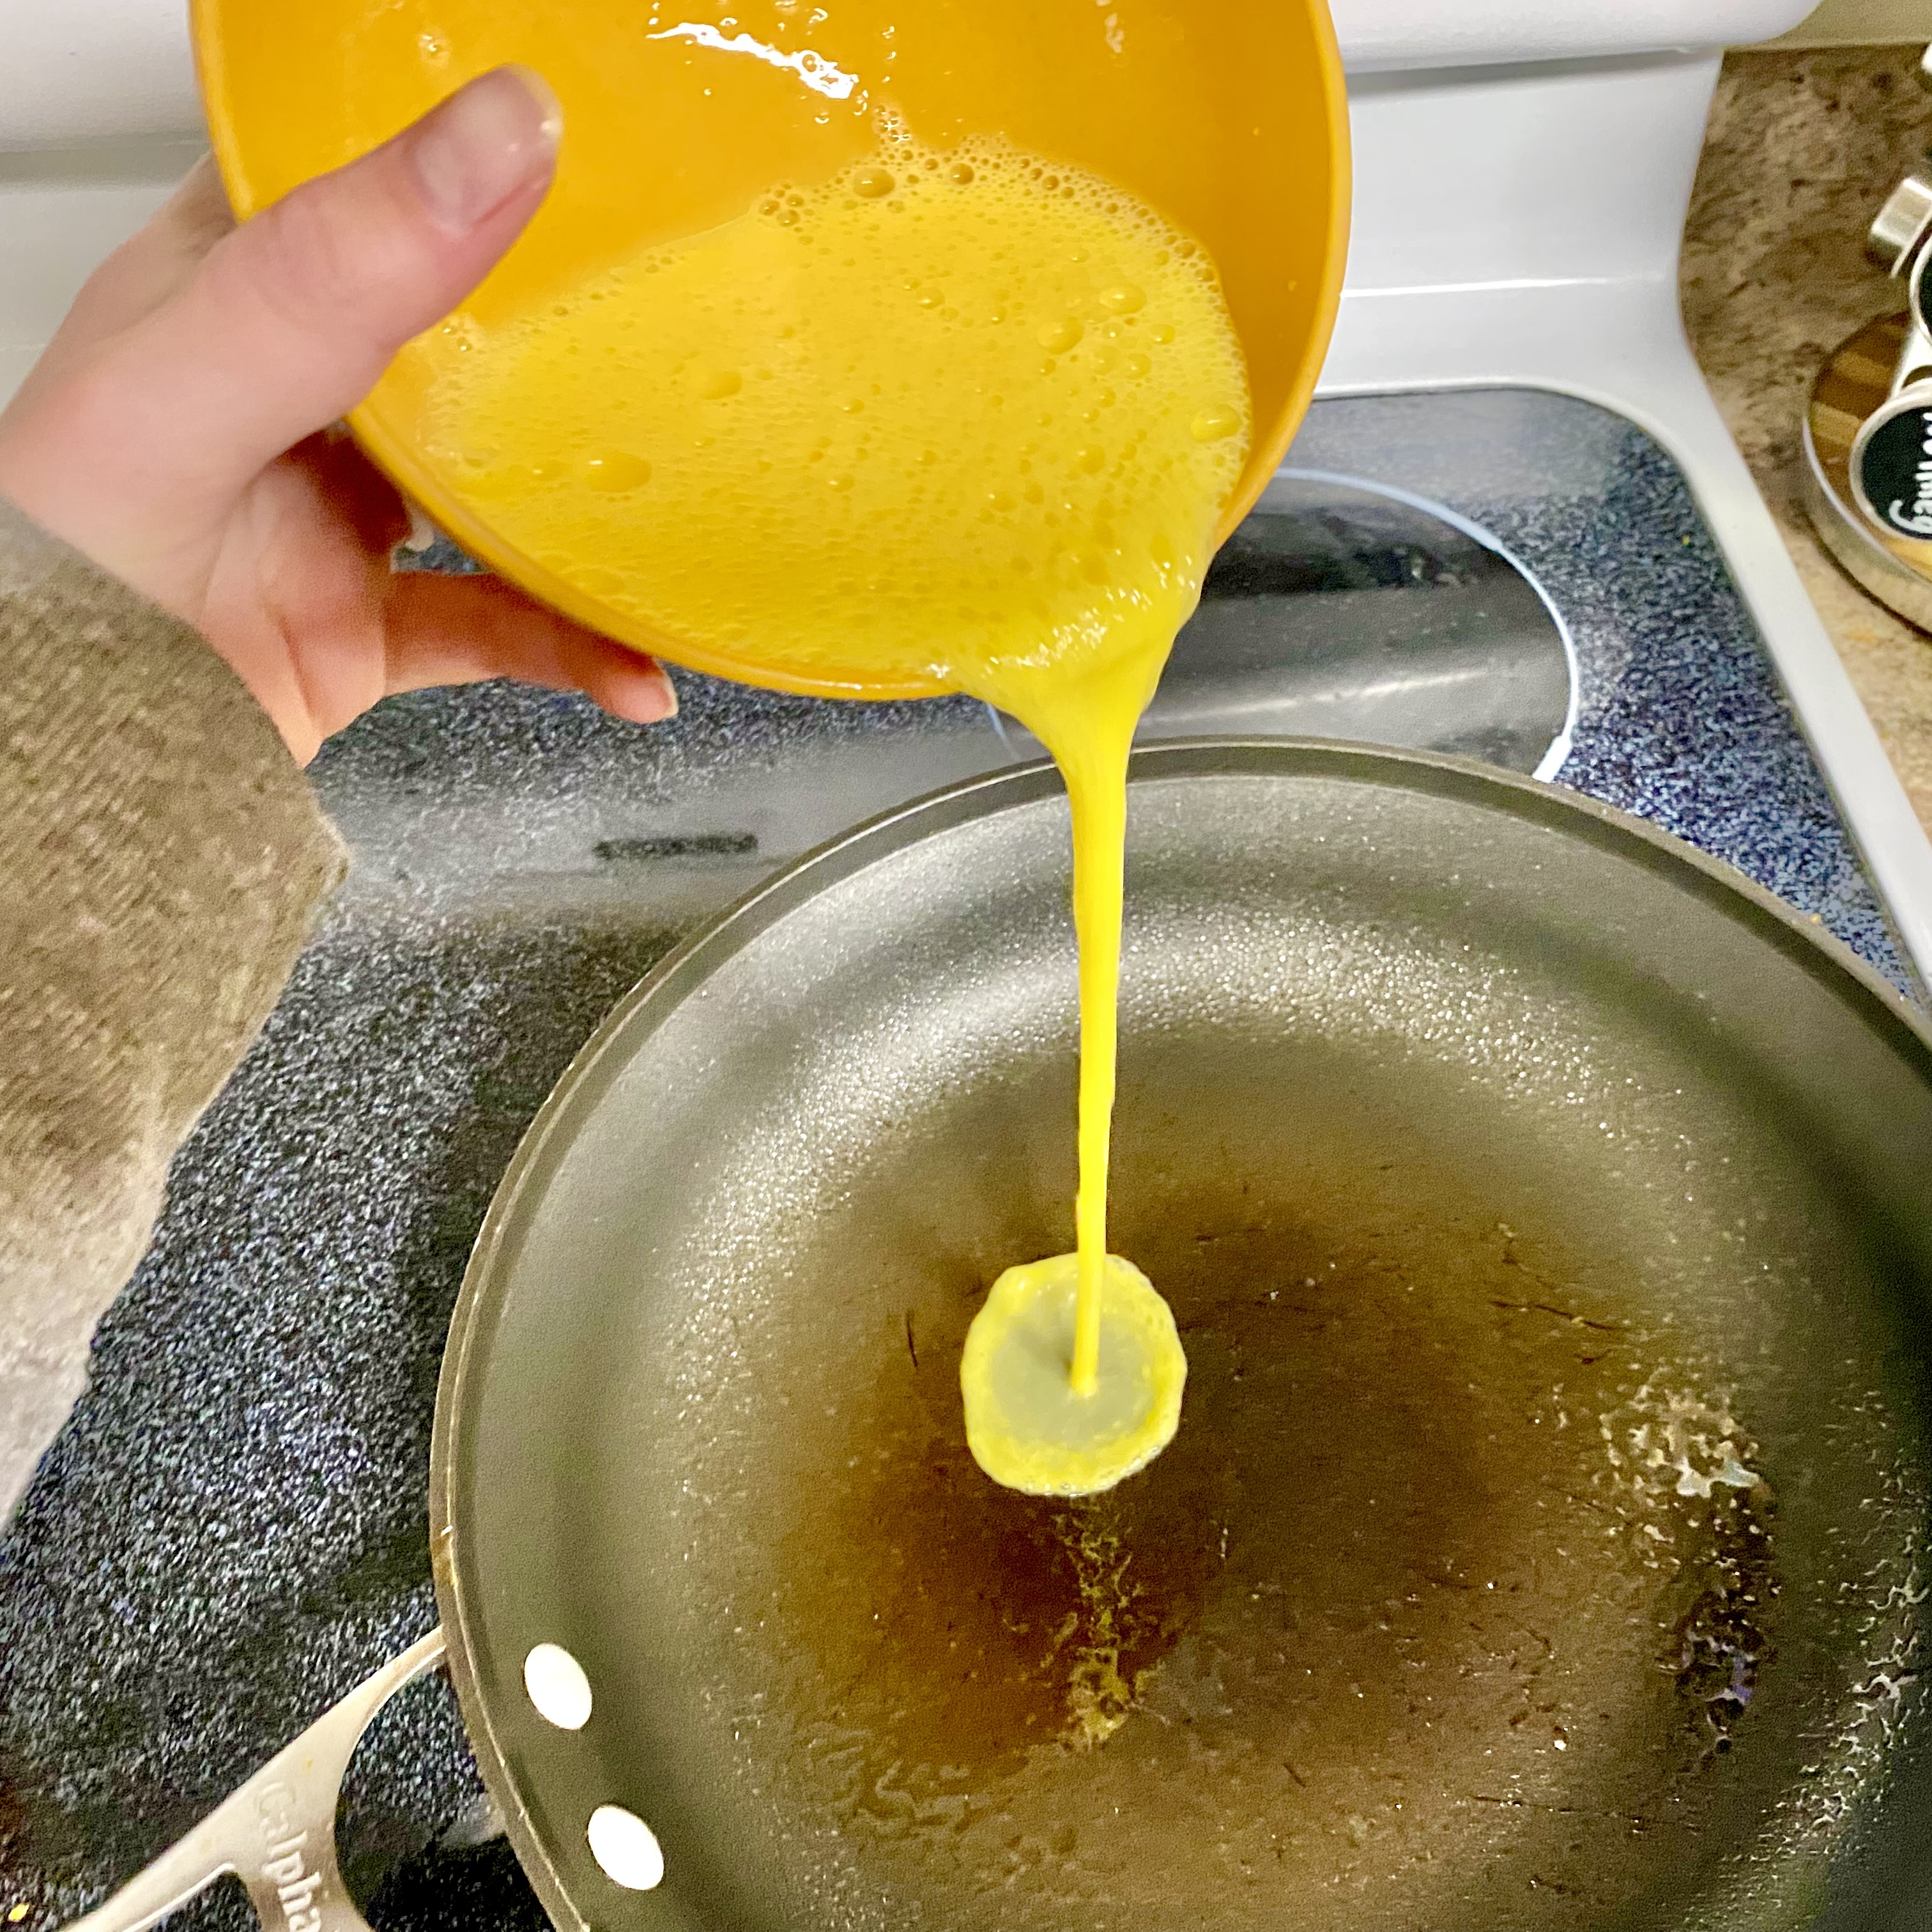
[409,66,562,234]
[644,666,679,721]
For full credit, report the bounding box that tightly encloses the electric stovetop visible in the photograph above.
[0,387,1914,1930]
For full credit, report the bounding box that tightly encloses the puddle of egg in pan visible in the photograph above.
[646,1032,1926,1932]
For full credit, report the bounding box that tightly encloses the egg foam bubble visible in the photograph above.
[424,126,1250,717]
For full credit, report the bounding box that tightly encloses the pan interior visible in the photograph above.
[447,755,1932,1932]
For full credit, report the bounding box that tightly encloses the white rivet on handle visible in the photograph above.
[588,1805,666,1890]
[523,1643,593,1730]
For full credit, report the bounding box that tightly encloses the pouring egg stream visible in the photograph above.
[429,121,1248,1494]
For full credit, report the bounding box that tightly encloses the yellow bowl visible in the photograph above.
[192,0,1349,700]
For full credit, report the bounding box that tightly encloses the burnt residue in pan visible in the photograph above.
[700,1107,1862,1932]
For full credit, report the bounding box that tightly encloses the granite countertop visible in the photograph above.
[1683,43,1932,829]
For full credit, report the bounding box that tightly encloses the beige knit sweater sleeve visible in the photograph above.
[0,498,346,1523]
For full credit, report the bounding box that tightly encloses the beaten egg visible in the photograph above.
[428,125,1250,1491]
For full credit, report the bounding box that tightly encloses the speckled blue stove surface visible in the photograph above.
[1294,391,1912,993]
[0,388,1914,1927]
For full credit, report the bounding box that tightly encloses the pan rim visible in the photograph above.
[427,737,1932,1928]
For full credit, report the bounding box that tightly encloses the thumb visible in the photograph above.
[102,66,558,501]
[172,65,559,476]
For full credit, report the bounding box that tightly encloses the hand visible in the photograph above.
[0,67,677,766]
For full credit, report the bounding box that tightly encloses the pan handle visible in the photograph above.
[59,1627,448,1932]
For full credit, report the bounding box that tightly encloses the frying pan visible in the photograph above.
[65,743,1932,1932]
